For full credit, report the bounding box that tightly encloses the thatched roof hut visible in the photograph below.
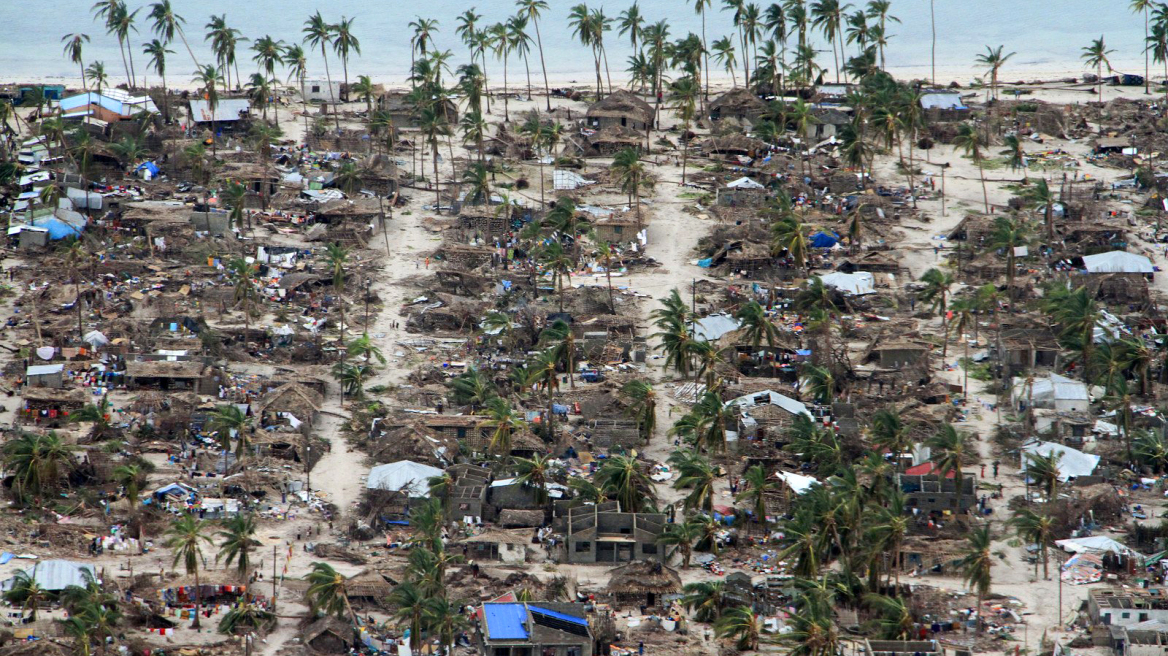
[701,134,766,157]
[301,616,356,653]
[605,560,682,606]
[708,88,768,124]
[585,90,654,131]
[255,382,324,416]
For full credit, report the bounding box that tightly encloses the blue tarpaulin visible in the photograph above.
[810,232,839,248]
[697,258,713,268]
[484,604,529,640]
[33,215,87,240]
[552,403,570,415]
[136,161,160,176]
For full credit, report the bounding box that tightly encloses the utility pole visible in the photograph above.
[305,445,312,493]
[690,278,696,338]
[364,278,372,330]
[271,544,277,612]
[941,167,947,217]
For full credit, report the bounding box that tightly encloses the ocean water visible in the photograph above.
[0,0,1148,84]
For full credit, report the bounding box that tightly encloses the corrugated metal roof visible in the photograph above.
[483,603,529,640]
[919,93,967,110]
[529,606,588,626]
[1,560,95,592]
[693,313,741,341]
[189,98,252,123]
[26,364,64,376]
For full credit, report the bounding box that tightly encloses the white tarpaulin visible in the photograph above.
[1056,536,1143,558]
[82,330,108,347]
[818,271,875,296]
[553,169,595,191]
[776,471,820,495]
[726,390,812,417]
[693,313,741,341]
[1082,250,1155,274]
[1014,373,1089,412]
[726,176,765,189]
[366,460,444,497]
[1,560,96,592]
[1021,440,1100,481]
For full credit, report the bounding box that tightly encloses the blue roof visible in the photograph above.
[529,606,588,626]
[484,604,529,640]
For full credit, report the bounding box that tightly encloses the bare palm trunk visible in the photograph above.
[701,13,710,102]
[978,162,989,213]
[534,19,552,111]
[523,53,532,101]
[602,47,613,94]
[117,40,132,89]
[320,46,340,131]
[432,146,441,212]
[127,45,138,90]
[502,55,510,122]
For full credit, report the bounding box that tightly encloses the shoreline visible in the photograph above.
[4,61,1167,97]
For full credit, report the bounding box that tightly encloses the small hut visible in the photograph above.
[301,616,356,653]
[255,382,324,427]
[584,90,654,131]
[605,560,682,608]
[708,88,768,125]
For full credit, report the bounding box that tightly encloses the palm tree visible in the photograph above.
[208,402,252,460]
[324,243,350,347]
[621,379,657,441]
[216,513,261,581]
[672,76,699,184]
[426,597,470,654]
[670,450,719,512]
[715,606,761,650]
[927,423,971,513]
[1082,36,1116,103]
[869,407,912,465]
[165,514,213,628]
[953,124,990,213]
[652,289,694,378]
[712,37,739,87]
[350,74,376,116]
[5,571,47,621]
[218,601,275,635]
[70,395,114,441]
[110,4,141,88]
[988,215,1034,303]
[1134,0,1156,94]
[85,61,109,95]
[61,34,90,91]
[736,300,781,348]
[1043,285,1101,383]
[1147,16,1168,105]
[192,64,224,158]
[594,454,656,512]
[611,147,652,232]
[514,453,553,504]
[480,397,524,457]
[1136,429,1168,472]
[332,361,372,404]
[142,39,174,122]
[770,214,810,271]
[811,0,845,83]
[736,464,777,525]
[332,16,361,95]
[303,12,339,129]
[450,366,497,411]
[974,45,1015,102]
[305,562,358,626]
[508,16,534,102]
[1024,451,1062,501]
[694,0,714,98]
[390,581,427,650]
[658,519,701,567]
[541,319,579,389]
[418,105,452,210]
[865,0,898,69]
[681,579,726,621]
[348,333,387,365]
[1010,508,1055,579]
[863,593,914,639]
[4,432,75,504]
[866,490,909,584]
[800,364,835,404]
[148,0,198,72]
[516,0,552,110]
[227,257,258,336]
[959,524,994,633]
[920,267,955,355]
[112,462,144,513]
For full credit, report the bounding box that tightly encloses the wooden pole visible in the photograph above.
[271,544,277,612]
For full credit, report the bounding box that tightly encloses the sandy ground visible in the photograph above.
[2,72,1163,652]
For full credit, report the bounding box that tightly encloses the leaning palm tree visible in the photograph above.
[148,0,198,69]
[4,431,76,504]
[1081,36,1116,103]
[681,579,726,622]
[5,571,47,621]
[715,606,761,650]
[216,513,261,582]
[514,453,553,504]
[69,395,114,441]
[1134,0,1156,94]
[207,403,252,459]
[671,76,700,183]
[869,407,912,466]
[959,524,994,633]
[987,215,1034,302]
[974,45,1014,102]
[516,0,552,110]
[863,593,914,639]
[1024,451,1062,502]
[305,562,358,626]
[164,514,213,629]
[919,267,955,355]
